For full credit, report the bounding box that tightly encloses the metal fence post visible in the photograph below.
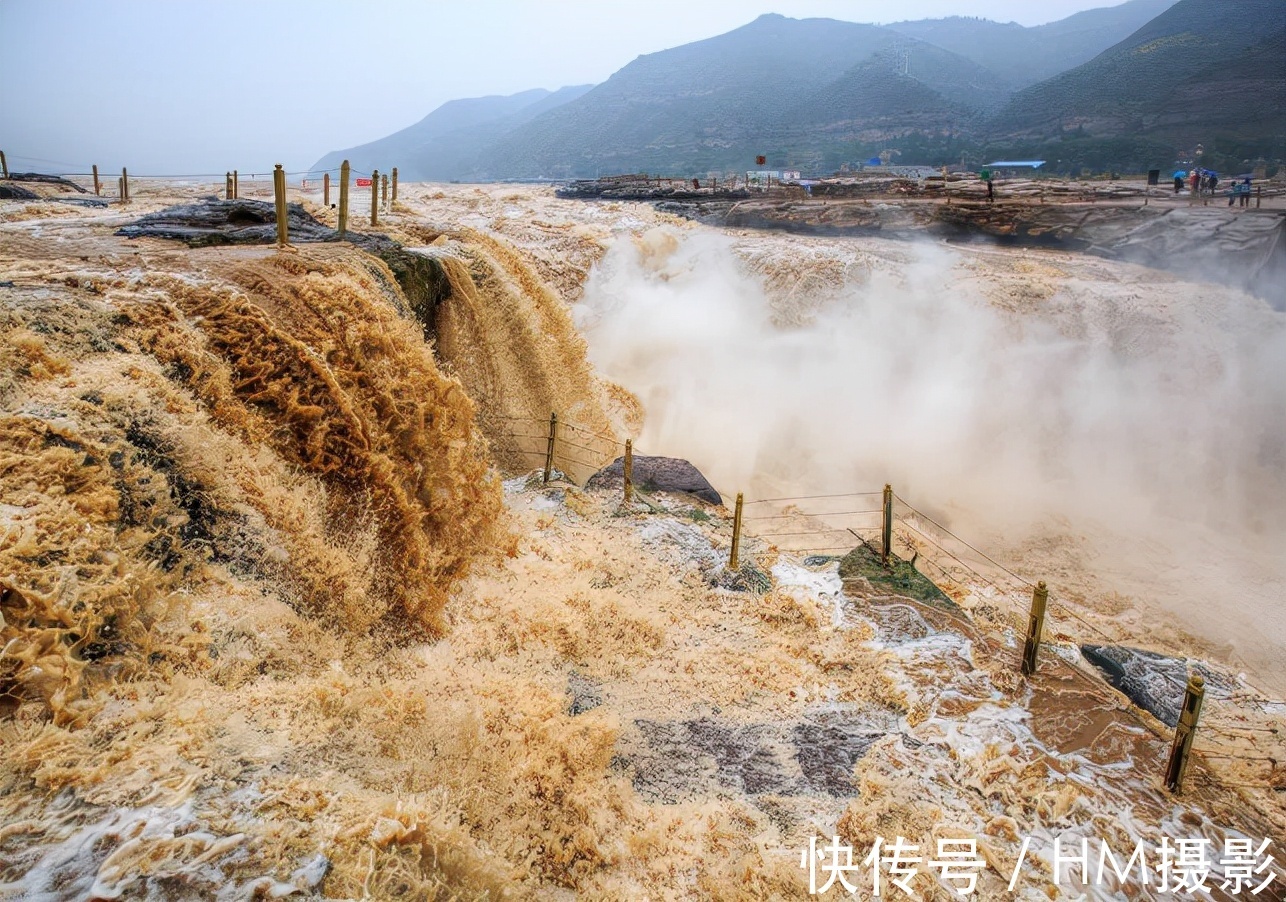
[543,413,557,484]
[338,160,350,237]
[730,492,744,569]
[92,165,101,196]
[1021,581,1049,676]
[623,438,633,503]
[1165,673,1205,792]
[370,169,379,226]
[273,164,288,247]
[881,484,893,565]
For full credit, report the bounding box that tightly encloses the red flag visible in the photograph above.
[755,155,766,166]
[356,178,372,187]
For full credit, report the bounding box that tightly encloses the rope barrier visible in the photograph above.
[894,492,1037,589]
[746,491,882,504]
[745,509,881,521]
[482,415,1281,776]
[560,420,619,442]
[560,437,616,456]
[896,518,1010,598]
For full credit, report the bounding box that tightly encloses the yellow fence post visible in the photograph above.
[623,438,633,503]
[92,165,101,196]
[370,169,379,226]
[881,484,893,566]
[338,160,350,237]
[543,413,558,484]
[1021,581,1049,676]
[730,493,744,569]
[233,169,239,199]
[1165,673,1205,792]
[381,172,388,210]
[391,166,398,204]
[730,491,751,563]
[323,172,330,207]
[273,164,288,247]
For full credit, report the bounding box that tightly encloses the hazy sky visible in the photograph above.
[2,0,1127,175]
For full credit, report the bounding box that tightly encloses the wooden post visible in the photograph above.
[381,173,388,210]
[118,175,125,204]
[122,167,130,203]
[1021,581,1049,676]
[1165,673,1205,792]
[391,166,398,204]
[338,160,350,237]
[233,170,239,199]
[881,484,893,566]
[0,151,7,179]
[273,164,288,247]
[92,165,101,196]
[370,169,379,226]
[226,172,233,200]
[1256,186,1262,209]
[730,492,744,569]
[623,438,634,503]
[323,172,330,207]
[543,413,557,484]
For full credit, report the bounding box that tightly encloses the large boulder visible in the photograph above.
[1080,645,1232,727]
[587,455,722,505]
[117,199,338,246]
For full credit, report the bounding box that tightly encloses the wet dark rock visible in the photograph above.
[1080,645,1234,727]
[0,182,41,198]
[7,172,88,193]
[117,199,337,246]
[707,562,772,594]
[567,671,602,716]
[793,713,886,796]
[0,183,40,200]
[838,542,956,610]
[624,710,891,803]
[56,197,110,208]
[587,455,722,505]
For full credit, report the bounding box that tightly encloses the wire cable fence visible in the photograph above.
[481,412,1283,790]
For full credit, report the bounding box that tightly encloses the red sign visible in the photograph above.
[356,178,372,187]
[756,155,766,166]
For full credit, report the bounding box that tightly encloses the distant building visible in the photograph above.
[984,160,1046,178]
[746,170,782,188]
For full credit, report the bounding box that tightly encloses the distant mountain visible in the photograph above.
[467,14,1008,179]
[310,85,594,180]
[888,0,1178,88]
[990,0,1286,143]
[313,1,1282,181]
